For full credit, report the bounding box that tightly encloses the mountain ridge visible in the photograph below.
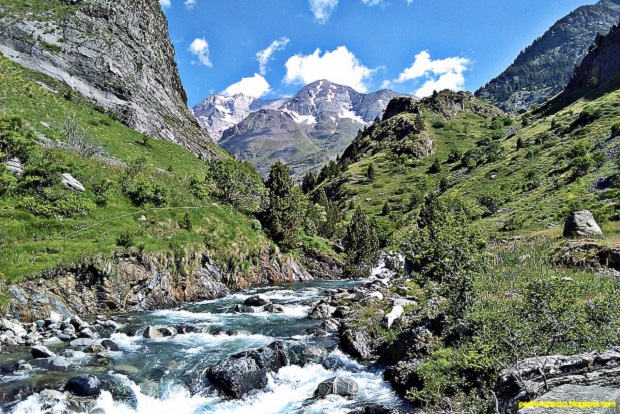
[475,0,620,112]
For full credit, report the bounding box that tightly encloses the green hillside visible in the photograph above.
[318,88,620,244]
[0,54,271,283]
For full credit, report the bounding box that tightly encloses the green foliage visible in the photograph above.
[428,157,441,173]
[180,211,193,231]
[301,172,317,194]
[404,195,487,320]
[477,189,512,217]
[611,123,620,137]
[124,177,169,206]
[264,162,303,248]
[92,179,114,206]
[343,206,379,278]
[204,158,266,213]
[116,230,135,249]
[382,201,391,216]
[0,116,36,161]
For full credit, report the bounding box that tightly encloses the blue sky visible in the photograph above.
[159,0,597,105]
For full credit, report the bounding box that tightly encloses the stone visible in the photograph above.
[308,301,334,320]
[84,345,105,354]
[205,341,289,398]
[234,304,256,314]
[383,305,404,330]
[518,385,620,414]
[243,294,271,307]
[61,173,86,192]
[64,375,102,397]
[70,315,85,328]
[2,319,27,336]
[314,377,359,398]
[158,327,176,337]
[31,345,55,359]
[333,306,350,319]
[321,319,341,332]
[563,210,603,238]
[263,304,285,313]
[101,339,120,351]
[43,337,64,346]
[341,330,372,360]
[142,326,163,339]
[70,338,93,347]
[5,158,24,175]
[367,291,384,301]
[78,328,95,339]
[139,215,147,222]
[105,320,120,330]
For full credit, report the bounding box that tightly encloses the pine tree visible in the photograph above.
[382,201,391,216]
[265,161,302,248]
[516,137,525,149]
[352,142,359,161]
[439,177,448,193]
[180,211,192,231]
[343,206,379,278]
[301,172,317,194]
[366,162,376,181]
[429,157,442,173]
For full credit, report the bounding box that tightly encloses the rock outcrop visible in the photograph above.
[0,0,216,159]
[7,249,315,322]
[497,348,620,412]
[314,377,359,398]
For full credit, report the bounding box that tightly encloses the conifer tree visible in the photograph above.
[366,162,376,181]
[429,157,442,173]
[265,161,302,248]
[382,201,391,216]
[343,206,379,278]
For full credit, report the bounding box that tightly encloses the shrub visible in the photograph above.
[179,211,193,231]
[125,178,168,206]
[116,230,135,249]
[611,123,620,138]
[21,189,96,218]
[205,158,266,213]
[92,179,114,206]
[60,116,103,158]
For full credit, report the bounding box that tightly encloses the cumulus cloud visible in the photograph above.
[309,0,338,23]
[222,74,271,98]
[361,0,384,5]
[284,46,375,92]
[189,38,212,67]
[391,50,470,97]
[257,38,290,75]
[185,0,196,9]
[159,0,171,8]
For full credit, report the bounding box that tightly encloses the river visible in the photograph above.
[0,279,409,413]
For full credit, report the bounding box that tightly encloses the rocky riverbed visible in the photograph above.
[0,253,416,414]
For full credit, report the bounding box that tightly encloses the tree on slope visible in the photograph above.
[264,161,302,248]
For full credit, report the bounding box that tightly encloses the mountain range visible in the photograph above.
[475,0,620,112]
[192,80,407,176]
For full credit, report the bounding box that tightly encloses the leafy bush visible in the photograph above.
[92,179,114,206]
[124,178,168,206]
[116,230,135,249]
[21,188,95,218]
[477,189,512,217]
[205,158,266,213]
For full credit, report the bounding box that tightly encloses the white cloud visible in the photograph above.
[257,37,290,75]
[184,0,196,9]
[159,0,171,8]
[392,50,470,97]
[284,46,375,92]
[361,0,384,5]
[309,0,338,23]
[222,74,271,98]
[189,38,212,67]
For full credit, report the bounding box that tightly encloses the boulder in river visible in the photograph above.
[308,301,334,320]
[264,303,285,313]
[31,345,55,359]
[205,341,289,398]
[563,210,603,238]
[101,339,120,351]
[314,377,359,398]
[234,304,256,314]
[142,326,163,339]
[65,375,102,397]
[341,329,372,360]
[243,294,271,307]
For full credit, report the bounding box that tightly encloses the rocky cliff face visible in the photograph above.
[7,248,323,322]
[475,0,620,112]
[0,0,217,159]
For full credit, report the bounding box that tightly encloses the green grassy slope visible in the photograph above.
[321,89,620,242]
[0,54,267,282]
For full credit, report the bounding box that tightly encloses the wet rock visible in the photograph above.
[43,337,64,346]
[65,375,102,397]
[263,303,285,313]
[314,377,359,398]
[243,294,271,307]
[101,339,120,351]
[0,382,33,406]
[78,328,95,339]
[174,325,196,335]
[84,345,105,354]
[142,326,163,339]
[333,306,350,319]
[382,305,404,330]
[105,320,121,330]
[308,301,334,320]
[321,318,341,332]
[31,355,72,371]
[70,338,93,347]
[158,327,176,337]
[341,329,372,360]
[563,210,603,238]
[61,173,86,192]
[31,345,55,359]
[348,404,406,414]
[234,304,257,314]
[205,341,289,398]
[288,343,328,367]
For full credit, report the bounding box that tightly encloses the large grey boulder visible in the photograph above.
[204,341,289,398]
[61,173,85,192]
[314,377,359,398]
[5,158,24,175]
[563,210,603,238]
[308,301,334,320]
[142,326,163,339]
